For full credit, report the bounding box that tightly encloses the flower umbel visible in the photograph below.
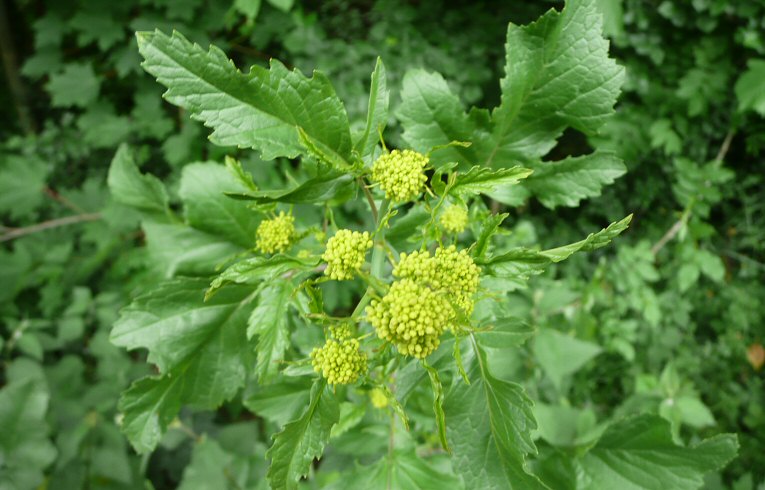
[311,338,367,385]
[439,205,468,234]
[394,245,481,316]
[256,212,295,254]
[371,149,428,202]
[322,229,373,280]
[366,279,454,359]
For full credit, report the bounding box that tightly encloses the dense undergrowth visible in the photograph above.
[0,0,763,489]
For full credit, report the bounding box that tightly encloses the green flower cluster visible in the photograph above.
[256,212,295,254]
[394,245,480,316]
[366,279,453,358]
[322,229,373,280]
[439,205,468,234]
[371,149,428,202]
[329,323,352,340]
[311,338,367,385]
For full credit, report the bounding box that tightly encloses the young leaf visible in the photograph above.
[354,57,390,160]
[422,361,450,452]
[226,173,356,205]
[523,152,626,208]
[107,144,169,215]
[473,212,508,260]
[248,282,293,383]
[136,30,352,162]
[267,380,340,490]
[538,214,632,262]
[448,166,533,198]
[143,222,244,278]
[445,341,545,490]
[482,215,633,285]
[487,0,624,166]
[111,279,257,452]
[577,415,738,490]
[207,254,319,298]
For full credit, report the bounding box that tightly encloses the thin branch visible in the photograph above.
[359,177,379,223]
[714,129,735,163]
[650,218,686,256]
[0,213,101,242]
[651,129,736,256]
[44,186,86,213]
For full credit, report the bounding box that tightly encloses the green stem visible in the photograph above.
[352,199,390,318]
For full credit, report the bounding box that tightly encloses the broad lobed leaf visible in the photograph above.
[136,30,352,162]
[445,342,545,490]
[111,278,258,452]
[267,380,339,490]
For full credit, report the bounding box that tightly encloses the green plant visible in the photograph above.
[103,1,740,488]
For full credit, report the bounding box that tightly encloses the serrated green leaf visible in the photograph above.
[267,380,339,490]
[398,69,481,167]
[448,166,533,198]
[248,282,293,383]
[225,173,356,205]
[244,378,312,426]
[208,254,319,298]
[445,341,545,490]
[136,30,351,162]
[487,0,624,166]
[538,214,632,262]
[473,213,508,260]
[328,449,463,490]
[524,152,626,208]
[179,162,260,248]
[355,57,389,160]
[0,363,57,490]
[735,59,765,116]
[482,216,631,288]
[480,248,552,288]
[422,361,449,452]
[111,279,257,452]
[143,222,244,278]
[577,415,738,490]
[475,318,535,349]
[107,144,169,215]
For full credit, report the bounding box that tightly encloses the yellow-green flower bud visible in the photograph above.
[366,279,454,359]
[329,323,353,340]
[439,205,468,234]
[394,245,480,316]
[311,338,367,385]
[371,149,428,202]
[322,229,373,280]
[370,388,388,408]
[256,212,295,254]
